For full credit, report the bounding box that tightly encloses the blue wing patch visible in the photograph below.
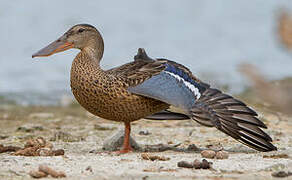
[164,64,206,93]
[128,63,206,110]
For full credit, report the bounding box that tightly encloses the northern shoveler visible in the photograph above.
[32,24,277,153]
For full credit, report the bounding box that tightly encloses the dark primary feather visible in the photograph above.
[191,87,277,152]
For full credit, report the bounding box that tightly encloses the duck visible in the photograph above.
[32,24,277,153]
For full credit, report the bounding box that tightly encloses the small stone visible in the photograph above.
[38,148,54,156]
[39,164,66,178]
[177,161,194,168]
[13,146,39,156]
[85,166,93,172]
[0,144,21,153]
[201,159,211,169]
[141,153,170,161]
[29,170,47,178]
[201,150,216,159]
[102,129,140,151]
[215,150,229,159]
[139,130,151,135]
[193,159,201,169]
[271,171,292,178]
[52,149,65,156]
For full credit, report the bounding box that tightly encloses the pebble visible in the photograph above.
[138,130,151,135]
[29,170,47,178]
[271,171,292,178]
[215,150,229,159]
[177,161,194,168]
[193,159,201,169]
[38,164,66,178]
[141,153,170,161]
[13,137,65,156]
[102,129,140,151]
[177,159,212,169]
[85,166,93,172]
[201,150,216,159]
[0,144,21,153]
[201,159,211,169]
[52,149,65,156]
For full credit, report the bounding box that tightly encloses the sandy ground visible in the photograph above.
[0,103,291,180]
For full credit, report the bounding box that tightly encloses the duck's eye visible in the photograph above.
[78,28,85,33]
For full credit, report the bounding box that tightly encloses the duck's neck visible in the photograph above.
[72,42,105,76]
[81,34,104,66]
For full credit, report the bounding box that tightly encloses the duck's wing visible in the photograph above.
[106,49,165,84]
[106,48,198,120]
[125,48,277,152]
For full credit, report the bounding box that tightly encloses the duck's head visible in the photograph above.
[32,24,103,58]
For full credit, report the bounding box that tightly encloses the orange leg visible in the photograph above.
[115,122,133,154]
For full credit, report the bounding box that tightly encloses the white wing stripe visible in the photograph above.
[165,71,201,99]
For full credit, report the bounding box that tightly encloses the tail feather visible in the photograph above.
[218,114,267,128]
[191,87,277,152]
[220,121,274,151]
[237,123,271,141]
[216,105,257,115]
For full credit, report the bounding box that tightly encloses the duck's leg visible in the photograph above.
[116,122,133,154]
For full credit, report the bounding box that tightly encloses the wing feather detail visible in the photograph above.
[109,48,277,152]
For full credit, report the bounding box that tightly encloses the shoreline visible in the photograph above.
[0,77,291,179]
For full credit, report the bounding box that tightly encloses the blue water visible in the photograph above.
[0,0,292,105]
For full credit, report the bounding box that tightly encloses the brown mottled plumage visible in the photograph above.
[32,24,277,153]
[70,51,169,122]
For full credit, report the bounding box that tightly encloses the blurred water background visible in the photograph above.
[0,0,291,105]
